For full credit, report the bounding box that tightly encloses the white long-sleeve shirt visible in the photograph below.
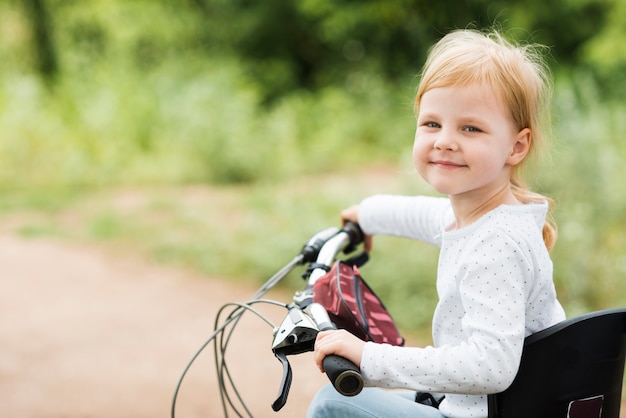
[357,195,565,418]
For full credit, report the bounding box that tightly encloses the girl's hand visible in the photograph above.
[313,329,366,373]
[340,205,373,252]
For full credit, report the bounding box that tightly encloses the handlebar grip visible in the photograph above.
[322,354,364,396]
[307,303,364,396]
[342,221,364,247]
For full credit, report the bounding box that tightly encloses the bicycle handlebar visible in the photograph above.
[271,222,365,411]
[308,303,364,397]
[304,222,364,396]
[304,221,364,286]
[174,222,368,416]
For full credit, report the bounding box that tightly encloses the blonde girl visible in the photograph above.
[307,28,565,418]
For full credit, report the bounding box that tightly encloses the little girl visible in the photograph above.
[307,29,566,418]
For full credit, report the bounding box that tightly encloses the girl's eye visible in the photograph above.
[424,121,440,128]
[463,126,481,133]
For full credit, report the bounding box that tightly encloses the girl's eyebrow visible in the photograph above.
[459,117,487,125]
[461,117,493,133]
[417,112,439,120]
[417,113,488,125]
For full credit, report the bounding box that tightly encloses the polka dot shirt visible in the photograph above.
[358,195,565,418]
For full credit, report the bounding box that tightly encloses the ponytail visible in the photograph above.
[511,177,557,251]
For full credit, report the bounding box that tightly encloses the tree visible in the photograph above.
[194,0,615,102]
[23,0,58,81]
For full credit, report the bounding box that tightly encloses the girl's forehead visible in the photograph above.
[421,83,506,109]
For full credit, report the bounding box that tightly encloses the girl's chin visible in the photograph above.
[425,181,460,196]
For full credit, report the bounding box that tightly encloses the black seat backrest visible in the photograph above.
[488,308,626,418]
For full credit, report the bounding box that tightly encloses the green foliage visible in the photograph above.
[578,0,626,97]
[194,0,620,102]
[0,0,625,333]
[0,58,411,187]
[547,78,626,315]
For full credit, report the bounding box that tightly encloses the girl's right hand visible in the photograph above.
[340,205,373,252]
[313,329,365,373]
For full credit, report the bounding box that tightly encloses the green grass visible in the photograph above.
[0,167,438,334]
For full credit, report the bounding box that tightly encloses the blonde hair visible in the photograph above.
[414,29,557,251]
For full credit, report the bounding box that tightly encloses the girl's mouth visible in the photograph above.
[432,160,466,169]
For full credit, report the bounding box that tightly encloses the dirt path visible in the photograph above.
[0,235,327,418]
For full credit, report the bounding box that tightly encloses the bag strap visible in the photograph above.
[344,251,369,268]
[301,262,331,279]
[303,251,368,279]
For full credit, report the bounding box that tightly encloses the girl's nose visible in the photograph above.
[434,131,458,151]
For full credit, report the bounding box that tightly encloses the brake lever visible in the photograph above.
[271,304,319,411]
[270,302,364,411]
[271,351,293,411]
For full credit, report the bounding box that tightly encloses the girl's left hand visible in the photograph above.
[313,329,366,373]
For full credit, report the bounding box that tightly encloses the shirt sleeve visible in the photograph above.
[358,195,454,246]
[359,227,528,395]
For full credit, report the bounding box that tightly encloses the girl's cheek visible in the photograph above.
[412,135,428,162]
[411,143,420,166]
[412,143,427,174]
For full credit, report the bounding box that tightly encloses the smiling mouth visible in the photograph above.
[431,160,466,169]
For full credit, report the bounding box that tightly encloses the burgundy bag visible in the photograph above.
[313,260,404,346]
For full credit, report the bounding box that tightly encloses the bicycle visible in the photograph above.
[171,222,367,417]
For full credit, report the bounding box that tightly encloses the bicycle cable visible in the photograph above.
[215,300,286,417]
[171,227,351,417]
[170,299,287,418]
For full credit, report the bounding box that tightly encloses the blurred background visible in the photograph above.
[1,0,625,334]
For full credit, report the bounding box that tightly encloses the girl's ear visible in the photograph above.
[507,128,531,166]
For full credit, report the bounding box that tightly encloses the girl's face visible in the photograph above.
[413,83,529,205]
